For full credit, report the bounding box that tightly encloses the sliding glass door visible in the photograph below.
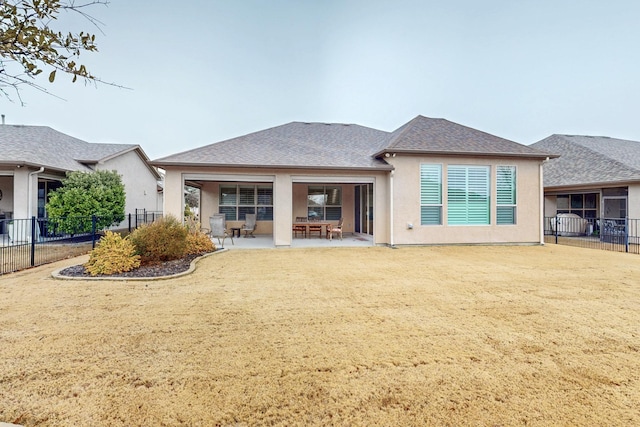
[354,184,373,235]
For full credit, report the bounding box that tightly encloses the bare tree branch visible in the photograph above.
[0,0,125,104]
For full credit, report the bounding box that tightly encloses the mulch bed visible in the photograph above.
[57,252,212,278]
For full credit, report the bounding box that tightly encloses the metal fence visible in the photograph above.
[0,212,163,275]
[544,215,640,254]
[133,209,163,232]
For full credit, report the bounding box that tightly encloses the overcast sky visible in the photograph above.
[2,0,639,160]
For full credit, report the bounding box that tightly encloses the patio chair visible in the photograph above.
[241,213,257,238]
[308,218,323,238]
[293,216,307,238]
[327,218,343,241]
[209,214,233,248]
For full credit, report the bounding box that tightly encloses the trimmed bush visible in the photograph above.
[85,231,141,276]
[186,231,215,254]
[129,215,189,263]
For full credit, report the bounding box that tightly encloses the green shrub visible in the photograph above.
[186,231,215,254]
[85,231,141,276]
[129,215,189,263]
[46,170,126,234]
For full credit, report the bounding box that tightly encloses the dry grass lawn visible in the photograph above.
[1,244,639,426]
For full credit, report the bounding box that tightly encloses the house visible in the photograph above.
[0,124,162,230]
[152,115,552,247]
[530,134,640,222]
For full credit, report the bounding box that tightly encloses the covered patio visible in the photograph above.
[210,232,374,250]
[186,173,380,249]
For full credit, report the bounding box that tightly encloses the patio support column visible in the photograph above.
[163,169,184,219]
[389,170,395,247]
[540,158,547,245]
[12,167,30,219]
[273,174,292,247]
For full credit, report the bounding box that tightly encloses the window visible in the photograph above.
[447,165,490,225]
[37,180,63,218]
[307,186,342,220]
[219,184,273,221]
[420,164,442,225]
[496,166,516,225]
[555,193,597,219]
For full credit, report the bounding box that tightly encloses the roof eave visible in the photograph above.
[544,179,640,191]
[374,148,557,160]
[0,161,76,174]
[150,161,394,171]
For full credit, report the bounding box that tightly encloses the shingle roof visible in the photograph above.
[153,122,393,170]
[530,134,640,187]
[378,116,550,158]
[0,125,144,173]
[153,116,550,169]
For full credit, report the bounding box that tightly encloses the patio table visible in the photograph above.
[293,222,330,238]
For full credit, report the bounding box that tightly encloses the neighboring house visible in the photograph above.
[0,124,162,230]
[530,134,640,222]
[152,115,552,247]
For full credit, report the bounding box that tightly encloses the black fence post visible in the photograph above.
[554,217,558,244]
[625,217,629,253]
[92,215,98,249]
[30,216,36,267]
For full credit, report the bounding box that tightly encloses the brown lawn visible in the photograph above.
[1,244,639,426]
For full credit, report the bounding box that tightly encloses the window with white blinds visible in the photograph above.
[496,166,516,225]
[447,165,490,225]
[420,164,442,225]
[219,184,273,221]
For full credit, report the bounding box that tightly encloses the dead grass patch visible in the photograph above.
[1,243,92,275]
[1,245,639,426]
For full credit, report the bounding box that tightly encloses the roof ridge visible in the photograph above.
[557,134,640,144]
[384,115,424,150]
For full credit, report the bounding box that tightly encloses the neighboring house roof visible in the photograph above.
[530,134,640,188]
[376,116,551,159]
[0,125,159,178]
[152,115,552,169]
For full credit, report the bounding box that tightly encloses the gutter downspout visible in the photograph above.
[28,167,44,218]
[540,158,549,245]
[390,169,395,248]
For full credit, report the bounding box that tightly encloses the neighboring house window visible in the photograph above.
[447,165,490,225]
[556,193,598,219]
[219,184,273,221]
[496,166,517,225]
[307,186,342,220]
[420,164,442,225]
[37,179,63,218]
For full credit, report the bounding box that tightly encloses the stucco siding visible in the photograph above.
[544,196,558,217]
[99,151,160,218]
[628,184,640,219]
[388,155,543,245]
[12,168,31,219]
